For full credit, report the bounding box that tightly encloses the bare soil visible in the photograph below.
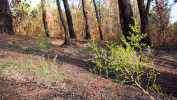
[0,34,177,100]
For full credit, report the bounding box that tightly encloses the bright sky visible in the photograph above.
[169,0,177,23]
[28,0,177,23]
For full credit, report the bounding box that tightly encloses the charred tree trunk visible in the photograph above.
[56,0,70,45]
[137,0,151,46]
[118,0,135,41]
[0,0,14,35]
[82,0,91,39]
[62,0,76,38]
[41,0,50,37]
[93,0,103,40]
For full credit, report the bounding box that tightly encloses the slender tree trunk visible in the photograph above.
[98,0,101,24]
[56,0,70,45]
[82,0,91,39]
[0,0,14,35]
[75,0,81,39]
[62,0,76,38]
[117,2,121,31]
[93,0,103,40]
[41,0,50,37]
[137,0,151,46]
[118,0,135,41]
[109,7,112,34]
[155,0,162,35]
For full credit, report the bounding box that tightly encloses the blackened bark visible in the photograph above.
[62,0,76,38]
[56,0,70,45]
[93,0,103,40]
[146,0,151,15]
[82,0,91,39]
[118,0,135,41]
[137,0,151,46]
[41,0,50,37]
[0,0,14,35]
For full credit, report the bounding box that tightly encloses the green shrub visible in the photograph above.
[30,35,52,51]
[81,19,172,99]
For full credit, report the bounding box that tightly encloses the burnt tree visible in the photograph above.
[56,0,70,45]
[93,0,103,40]
[118,0,135,41]
[0,0,14,35]
[137,0,151,46]
[82,0,91,39]
[41,0,50,37]
[62,0,76,38]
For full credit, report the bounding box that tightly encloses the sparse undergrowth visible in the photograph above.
[30,35,52,52]
[0,55,63,85]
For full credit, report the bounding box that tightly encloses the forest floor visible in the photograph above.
[0,34,177,100]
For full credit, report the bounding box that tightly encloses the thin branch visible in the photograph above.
[131,76,155,100]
